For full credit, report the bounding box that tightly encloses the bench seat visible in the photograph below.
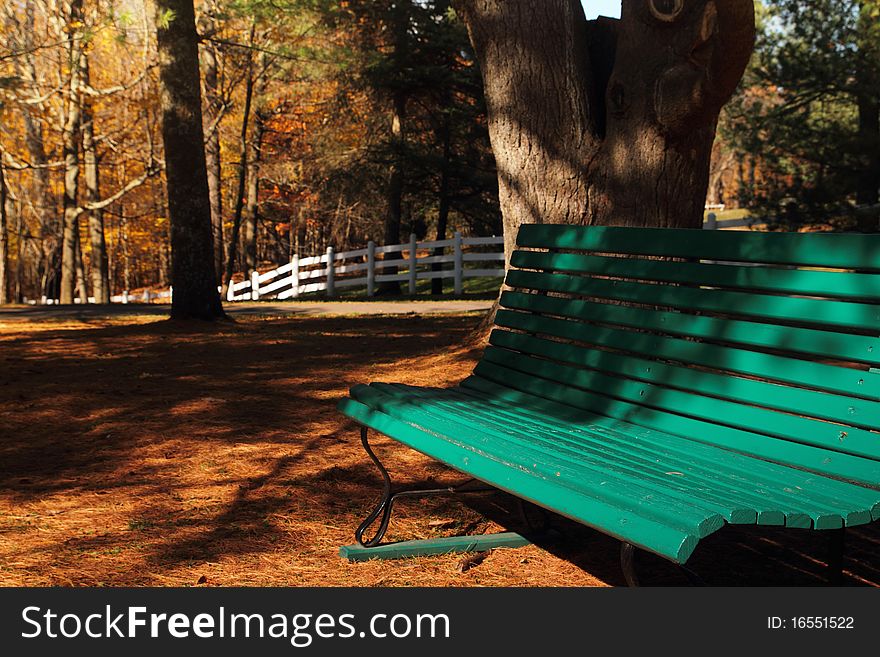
[338,225,880,568]
[340,381,880,564]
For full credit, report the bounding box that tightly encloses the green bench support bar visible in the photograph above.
[340,532,531,562]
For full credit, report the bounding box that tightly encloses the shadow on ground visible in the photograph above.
[0,313,877,586]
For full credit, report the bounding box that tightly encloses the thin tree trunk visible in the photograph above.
[855,2,879,232]
[15,197,24,303]
[243,110,265,277]
[378,1,410,295]
[8,0,58,298]
[0,160,9,304]
[432,110,452,295]
[74,225,88,303]
[81,55,111,303]
[223,23,257,293]
[200,2,225,278]
[244,57,268,278]
[59,0,85,304]
[155,0,225,319]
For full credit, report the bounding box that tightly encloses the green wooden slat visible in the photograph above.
[500,290,879,367]
[505,269,880,333]
[510,250,880,301]
[376,383,866,528]
[488,330,880,429]
[388,383,877,527]
[337,398,702,563]
[477,347,880,462]
[463,364,880,487]
[516,224,880,271]
[339,532,531,561]
[495,307,878,401]
[350,384,725,539]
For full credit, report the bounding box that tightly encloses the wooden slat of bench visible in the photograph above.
[462,364,880,487]
[375,383,875,528]
[494,308,878,401]
[505,269,880,333]
[479,345,880,462]
[500,290,879,367]
[487,330,880,429]
[517,225,880,271]
[509,251,880,301]
[384,383,879,526]
[337,397,703,563]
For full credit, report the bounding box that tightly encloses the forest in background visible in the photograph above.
[0,0,877,304]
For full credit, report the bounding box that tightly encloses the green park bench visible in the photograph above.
[337,224,880,584]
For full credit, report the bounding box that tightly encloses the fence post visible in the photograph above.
[291,254,300,299]
[706,212,717,230]
[250,271,259,301]
[226,279,234,302]
[367,240,375,297]
[326,246,335,297]
[453,231,463,296]
[408,233,417,295]
[122,290,129,305]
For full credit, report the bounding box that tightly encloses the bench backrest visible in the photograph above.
[476,225,880,486]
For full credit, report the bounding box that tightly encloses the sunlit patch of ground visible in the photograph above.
[0,312,877,586]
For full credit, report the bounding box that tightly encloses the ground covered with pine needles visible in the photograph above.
[1,310,878,586]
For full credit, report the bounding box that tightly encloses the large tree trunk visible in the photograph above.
[59,0,85,305]
[81,56,111,303]
[155,0,225,320]
[454,0,755,261]
[199,1,226,279]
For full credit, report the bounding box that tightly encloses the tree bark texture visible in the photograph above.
[8,0,58,297]
[244,106,266,277]
[60,0,85,304]
[454,0,755,259]
[378,1,411,295]
[855,1,879,232]
[81,55,111,303]
[155,0,225,319]
[199,2,226,278]
[222,28,256,293]
[0,161,9,304]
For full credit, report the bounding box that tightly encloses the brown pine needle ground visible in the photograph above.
[0,311,877,587]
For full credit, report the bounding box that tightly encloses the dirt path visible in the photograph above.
[0,313,877,586]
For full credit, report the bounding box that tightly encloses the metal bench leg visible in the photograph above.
[827,527,845,585]
[620,542,706,587]
[355,426,495,547]
[620,542,639,587]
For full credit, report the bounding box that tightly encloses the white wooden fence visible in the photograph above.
[225,232,504,302]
